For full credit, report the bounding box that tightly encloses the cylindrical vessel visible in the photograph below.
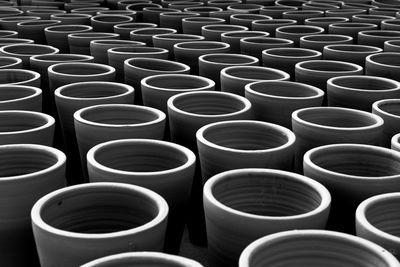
[366,52,400,82]
[0,56,22,69]
[275,25,325,46]
[323,44,382,67]
[0,85,42,112]
[372,99,400,147]
[44,25,93,53]
[67,32,120,55]
[0,69,41,87]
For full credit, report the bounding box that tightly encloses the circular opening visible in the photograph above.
[265,48,320,57]
[298,60,362,72]
[46,25,91,32]
[31,54,92,62]
[330,22,377,28]
[360,30,400,37]
[0,111,52,134]
[126,58,189,72]
[200,53,258,64]
[0,70,38,85]
[18,20,59,26]
[57,82,131,99]
[277,25,324,34]
[325,44,382,53]
[248,81,322,98]
[92,15,131,22]
[0,85,39,102]
[369,53,400,67]
[375,100,400,116]
[144,75,212,90]
[2,44,57,56]
[330,76,399,91]
[224,66,288,80]
[68,33,118,39]
[110,47,166,54]
[222,31,266,38]
[302,34,352,42]
[242,37,293,44]
[132,28,175,35]
[0,57,20,68]
[51,63,113,76]
[202,25,247,32]
[253,19,295,25]
[175,41,228,50]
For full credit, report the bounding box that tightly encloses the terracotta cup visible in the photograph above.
[0,85,42,112]
[323,44,382,67]
[0,56,22,69]
[372,99,400,147]
[275,25,325,46]
[366,52,400,82]
[44,24,93,53]
[113,22,157,40]
[67,32,120,55]
[240,36,294,60]
[0,69,41,88]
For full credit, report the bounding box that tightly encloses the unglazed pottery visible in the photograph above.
[0,144,66,267]
[372,99,400,147]
[0,56,22,69]
[67,32,120,55]
[328,22,377,42]
[17,19,61,44]
[275,25,325,46]
[0,85,42,112]
[299,34,353,52]
[0,16,41,31]
[113,22,157,40]
[304,144,400,233]
[130,27,178,46]
[44,25,93,53]
[50,13,92,25]
[366,52,400,82]
[204,168,330,267]
[240,36,294,60]
[251,18,297,37]
[304,17,349,31]
[220,30,269,53]
[282,10,324,24]
[152,33,206,59]
[229,14,272,28]
[201,24,248,41]
[90,15,133,32]
[182,17,226,35]
[159,12,201,33]
[358,30,400,48]
[90,39,146,65]
[0,38,34,48]
[392,133,400,152]
[385,40,400,52]
[323,44,383,66]
[31,182,169,267]
[0,69,41,87]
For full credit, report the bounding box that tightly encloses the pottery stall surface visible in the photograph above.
[239,230,400,267]
[292,106,384,172]
[323,44,383,67]
[366,52,400,82]
[0,144,66,267]
[356,192,400,260]
[0,56,22,69]
[203,168,331,267]
[81,252,204,267]
[303,144,400,233]
[31,182,169,267]
[372,99,400,147]
[0,85,42,112]
[44,25,94,53]
[0,69,41,87]
[245,80,324,128]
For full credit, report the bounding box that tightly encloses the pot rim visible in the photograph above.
[203,168,331,220]
[16,20,61,27]
[328,75,400,93]
[48,62,115,78]
[31,182,169,239]
[0,69,40,85]
[67,32,120,39]
[0,43,59,56]
[124,57,190,73]
[0,110,55,135]
[130,27,177,36]
[90,14,133,22]
[30,53,94,63]
[50,13,93,19]
[275,24,325,35]
[201,24,249,32]
[295,59,363,73]
[0,38,35,46]
[0,16,41,22]
[141,74,215,92]
[220,30,269,38]
[0,84,42,103]
[353,14,395,19]
[0,56,22,68]
[173,40,230,50]
[0,144,65,182]
[182,16,225,22]
[304,16,349,23]
[108,46,168,55]
[152,33,205,41]
[167,90,252,118]
[196,120,296,153]
[87,139,196,176]
[113,22,157,30]
[299,34,353,43]
[292,106,383,130]
[81,251,204,267]
[262,47,322,58]
[304,143,400,180]
[356,192,400,243]
[240,36,295,45]
[44,24,93,33]
[221,66,291,82]
[90,39,145,46]
[198,53,259,66]
[392,133,400,151]
[239,229,400,267]
[252,18,297,24]
[245,80,324,100]
[366,52,400,68]
[74,103,166,128]
[359,30,400,38]
[324,44,383,53]
[373,98,400,118]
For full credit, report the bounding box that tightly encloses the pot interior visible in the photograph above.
[202,54,256,64]
[377,101,400,116]
[331,76,398,91]
[250,81,319,97]
[0,112,49,132]
[3,45,56,55]
[226,67,287,80]
[52,64,111,75]
[0,71,36,84]
[365,197,400,237]
[370,54,400,66]
[60,83,128,98]
[129,58,187,72]
[0,86,36,101]
[146,75,210,89]
[300,60,360,71]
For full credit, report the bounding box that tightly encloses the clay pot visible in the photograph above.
[370,7,400,16]
[25,9,66,20]
[0,85,42,112]
[323,44,382,67]
[201,24,248,41]
[204,168,330,267]
[381,18,400,30]
[17,19,61,44]
[299,34,353,52]
[113,22,157,39]
[90,39,146,64]
[220,30,268,53]
[0,37,34,48]
[87,139,194,254]
[152,33,205,59]
[392,133,400,152]
[326,8,367,19]
[245,80,324,128]
[385,40,400,52]
[119,0,151,9]
[0,30,18,38]
[71,7,110,16]
[259,6,298,19]
[352,14,395,27]
[239,230,400,267]
[209,10,236,21]
[174,41,231,74]
[292,107,383,172]
[44,25,93,53]
[304,17,349,31]
[282,10,324,24]
[197,120,296,181]
[183,7,223,17]
[0,44,59,69]
[328,22,377,42]
[167,2,203,11]
[130,27,178,46]
[143,7,180,24]
[0,16,41,31]
[96,10,137,20]
[65,3,101,11]
[358,30,400,48]
[304,143,400,233]
[207,0,242,9]
[81,252,204,267]
[90,15,133,32]
[226,3,264,14]
[372,99,400,147]
[198,53,259,90]
[229,14,272,28]
[0,8,23,18]
[49,13,92,25]
[275,25,325,46]
[54,81,134,185]
[262,48,321,79]
[240,36,294,60]
[159,12,201,33]
[182,17,225,35]
[366,52,400,82]
[68,32,120,55]
[0,69,41,87]
[0,144,66,267]
[31,182,169,267]
[251,19,297,37]
[0,56,22,69]
[328,75,400,111]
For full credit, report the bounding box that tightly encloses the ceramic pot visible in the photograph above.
[352,14,395,27]
[182,17,225,35]
[358,30,400,48]
[275,25,325,46]
[240,36,294,60]
[0,144,66,267]
[96,10,137,20]
[245,80,324,128]
[282,10,324,24]
[292,106,383,172]
[31,182,169,267]
[118,0,151,9]
[54,81,134,185]
[251,19,297,37]
[44,25,93,53]
[0,39,34,51]
[381,18,400,30]
[130,27,178,46]
[304,143,400,233]
[87,139,194,254]
[226,3,264,14]
[262,48,321,79]
[174,41,231,74]
[90,15,133,32]
[124,58,190,104]
[90,39,146,64]
[0,44,59,69]
[183,7,223,17]
[152,33,205,59]
[49,13,92,25]
[65,3,101,11]
[220,30,268,53]
[392,133,400,152]
[74,104,166,179]
[126,3,162,21]
[366,52,400,82]
[239,230,400,267]
[25,9,66,20]
[201,24,248,41]
[372,99,400,147]
[204,168,330,267]
[0,85,42,112]
[0,8,23,18]
[304,17,349,32]
[275,0,307,7]
[325,8,367,18]
[81,252,203,267]
[17,19,61,44]
[68,32,120,55]
[197,120,296,181]
[385,40,400,52]
[323,44,382,67]
[221,66,291,96]
[71,7,110,16]
[229,14,272,28]
[259,6,298,19]
[0,69,41,87]
[328,75,400,111]
[299,34,353,52]
[0,16,41,31]
[209,10,236,21]
[141,74,215,113]
[328,22,377,42]
[198,53,259,90]
[143,7,180,24]
[0,30,18,38]
[167,2,203,11]
[113,22,158,39]
[159,12,201,33]
[207,0,242,9]
[0,56,22,69]
[356,192,400,259]
[302,2,340,10]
